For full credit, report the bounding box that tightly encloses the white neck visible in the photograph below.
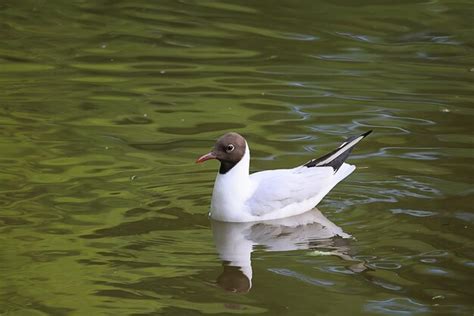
[210,143,252,222]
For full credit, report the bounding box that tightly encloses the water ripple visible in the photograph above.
[1,0,473,314]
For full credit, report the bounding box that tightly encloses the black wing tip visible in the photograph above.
[304,130,372,170]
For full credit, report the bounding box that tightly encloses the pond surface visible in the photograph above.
[1,0,473,315]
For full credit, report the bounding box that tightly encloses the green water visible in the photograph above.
[1,0,473,315]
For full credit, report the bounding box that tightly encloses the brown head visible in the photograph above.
[196,132,247,174]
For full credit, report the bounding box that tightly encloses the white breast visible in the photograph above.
[210,143,255,222]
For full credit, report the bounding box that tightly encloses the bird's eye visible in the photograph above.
[225,144,235,152]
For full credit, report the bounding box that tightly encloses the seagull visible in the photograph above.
[196,130,372,222]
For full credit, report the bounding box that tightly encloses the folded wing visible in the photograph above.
[248,166,335,216]
[248,130,372,217]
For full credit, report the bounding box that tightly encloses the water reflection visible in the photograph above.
[211,209,364,293]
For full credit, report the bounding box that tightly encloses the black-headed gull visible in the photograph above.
[197,131,372,222]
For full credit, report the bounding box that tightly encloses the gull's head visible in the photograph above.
[196,132,246,173]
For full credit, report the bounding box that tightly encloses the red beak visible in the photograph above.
[196,152,217,163]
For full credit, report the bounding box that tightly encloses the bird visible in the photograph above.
[196,130,372,222]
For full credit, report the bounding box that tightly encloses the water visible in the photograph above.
[1,0,473,315]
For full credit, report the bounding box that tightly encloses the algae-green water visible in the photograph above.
[1,1,473,315]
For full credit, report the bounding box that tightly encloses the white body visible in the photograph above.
[210,143,356,222]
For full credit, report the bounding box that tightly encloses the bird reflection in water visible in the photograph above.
[211,208,367,293]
